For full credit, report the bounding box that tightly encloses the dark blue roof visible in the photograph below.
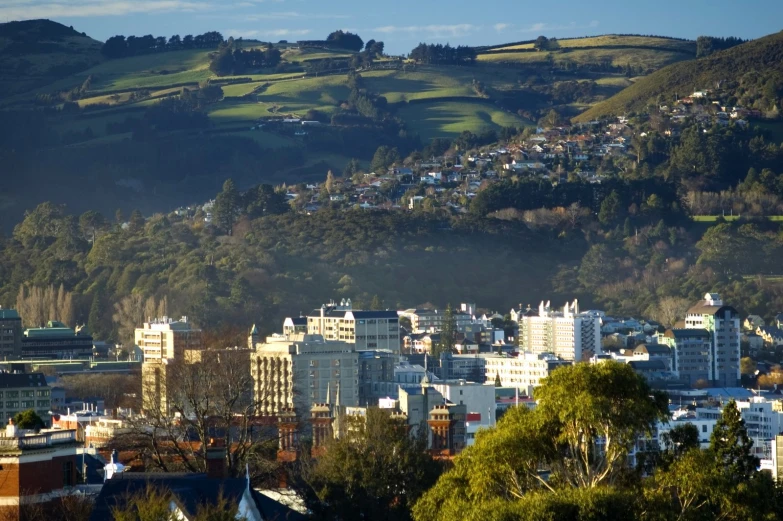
[90,474,305,521]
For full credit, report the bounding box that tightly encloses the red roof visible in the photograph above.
[466,413,482,422]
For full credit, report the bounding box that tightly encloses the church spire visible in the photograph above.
[325,381,331,405]
[335,381,341,408]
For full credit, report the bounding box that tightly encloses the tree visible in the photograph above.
[434,304,456,357]
[413,362,668,521]
[79,210,106,246]
[710,399,759,484]
[128,209,145,234]
[650,296,691,328]
[326,30,364,51]
[292,408,441,521]
[214,178,240,234]
[14,409,45,430]
[598,189,621,225]
[494,372,501,387]
[16,283,74,328]
[660,423,700,459]
[740,357,757,376]
[534,35,550,51]
[325,170,336,195]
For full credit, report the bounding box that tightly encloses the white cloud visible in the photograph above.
[494,23,510,32]
[0,0,213,19]
[373,24,479,38]
[518,20,601,33]
[243,11,350,21]
[225,27,312,39]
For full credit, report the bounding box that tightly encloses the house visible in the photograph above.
[757,326,783,347]
[744,315,765,331]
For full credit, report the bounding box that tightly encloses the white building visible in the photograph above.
[397,308,473,334]
[249,333,359,415]
[305,300,401,353]
[483,351,571,395]
[431,380,495,428]
[684,293,741,387]
[135,316,202,363]
[517,299,601,361]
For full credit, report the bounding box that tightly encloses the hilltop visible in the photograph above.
[575,30,783,122]
[0,19,103,97]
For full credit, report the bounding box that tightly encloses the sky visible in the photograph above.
[2,0,782,54]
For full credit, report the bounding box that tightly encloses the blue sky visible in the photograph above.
[2,0,782,53]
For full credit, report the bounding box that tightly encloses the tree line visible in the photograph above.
[696,35,748,58]
[408,43,477,65]
[101,31,224,59]
[209,39,282,76]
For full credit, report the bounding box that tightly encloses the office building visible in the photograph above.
[250,333,359,416]
[484,352,571,394]
[0,309,22,359]
[21,322,92,359]
[303,300,401,353]
[397,308,473,334]
[684,293,741,387]
[358,350,397,406]
[0,372,51,423]
[516,300,601,361]
[431,380,496,440]
[397,376,467,455]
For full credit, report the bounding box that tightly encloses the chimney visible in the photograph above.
[206,438,227,479]
[6,418,17,438]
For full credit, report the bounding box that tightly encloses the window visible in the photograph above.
[702,425,707,433]
[63,461,75,487]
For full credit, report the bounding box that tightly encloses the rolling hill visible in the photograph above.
[575,31,783,122]
[0,19,103,97]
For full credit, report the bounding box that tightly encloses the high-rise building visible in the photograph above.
[0,372,51,423]
[516,300,601,361]
[250,333,359,416]
[137,317,202,416]
[684,293,741,387]
[135,316,202,363]
[0,309,22,359]
[302,300,401,353]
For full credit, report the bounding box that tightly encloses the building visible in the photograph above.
[431,380,495,444]
[656,408,717,450]
[438,353,486,382]
[658,329,711,386]
[304,300,401,353]
[0,372,51,424]
[282,318,307,337]
[21,322,92,359]
[0,309,22,359]
[135,316,202,363]
[358,350,397,406]
[250,333,359,416]
[138,317,203,416]
[484,352,571,394]
[684,293,741,387]
[0,422,79,518]
[398,308,472,334]
[397,376,467,455]
[84,418,132,448]
[516,300,601,361]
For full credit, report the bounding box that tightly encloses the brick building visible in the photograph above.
[0,422,79,518]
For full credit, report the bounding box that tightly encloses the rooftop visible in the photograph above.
[0,372,48,388]
[0,308,20,320]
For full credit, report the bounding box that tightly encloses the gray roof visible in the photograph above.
[666,328,711,338]
[0,372,47,389]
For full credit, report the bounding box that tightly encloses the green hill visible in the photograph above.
[0,19,103,97]
[575,31,783,122]
[476,34,695,72]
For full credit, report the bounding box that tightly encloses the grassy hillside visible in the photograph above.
[0,19,103,97]
[575,31,783,122]
[478,35,695,72]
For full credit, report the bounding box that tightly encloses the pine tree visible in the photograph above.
[710,399,759,484]
[128,209,145,233]
[437,304,456,356]
[88,290,105,340]
[214,178,240,235]
[494,372,501,387]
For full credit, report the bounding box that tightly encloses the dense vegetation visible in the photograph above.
[696,35,748,57]
[577,30,783,121]
[101,31,224,58]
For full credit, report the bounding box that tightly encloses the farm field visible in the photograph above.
[396,100,532,140]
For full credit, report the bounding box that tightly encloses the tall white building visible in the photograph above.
[135,316,202,363]
[516,299,601,361]
[249,333,359,415]
[303,300,401,353]
[684,293,741,387]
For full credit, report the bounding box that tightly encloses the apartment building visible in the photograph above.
[0,309,22,359]
[304,300,401,353]
[684,293,741,387]
[0,372,51,424]
[484,352,571,394]
[517,299,601,361]
[358,350,397,406]
[250,333,359,416]
[397,308,473,334]
[658,329,711,386]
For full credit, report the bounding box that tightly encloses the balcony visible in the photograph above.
[0,429,78,451]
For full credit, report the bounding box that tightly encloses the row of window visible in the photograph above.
[2,400,48,409]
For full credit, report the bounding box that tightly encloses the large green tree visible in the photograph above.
[214,178,240,234]
[293,408,440,521]
[710,399,758,484]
